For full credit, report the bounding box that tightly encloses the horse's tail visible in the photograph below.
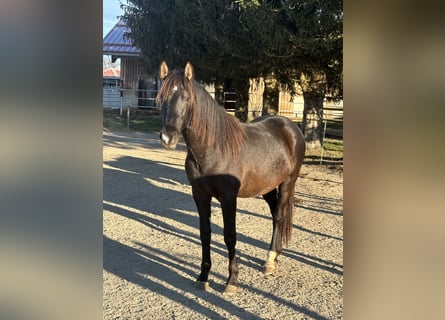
[280,122,305,248]
[281,156,303,248]
[281,126,305,247]
[281,195,294,247]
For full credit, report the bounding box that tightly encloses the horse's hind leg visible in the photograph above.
[263,189,278,214]
[262,189,280,275]
[263,176,297,275]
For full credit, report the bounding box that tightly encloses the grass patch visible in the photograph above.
[323,139,343,154]
[304,138,343,166]
[292,119,343,166]
[103,108,162,133]
[103,109,126,131]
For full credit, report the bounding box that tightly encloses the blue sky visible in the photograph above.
[103,0,124,37]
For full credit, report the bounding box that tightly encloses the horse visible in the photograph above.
[156,61,306,294]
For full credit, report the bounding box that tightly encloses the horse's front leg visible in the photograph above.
[193,189,212,290]
[221,193,239,295]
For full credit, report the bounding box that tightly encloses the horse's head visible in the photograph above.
[156,61,195,149]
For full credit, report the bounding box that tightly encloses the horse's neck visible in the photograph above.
[182,112,219,165]
[183,85,236,160]
[182,125,209,160]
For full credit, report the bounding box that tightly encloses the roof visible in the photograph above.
[103,20,142,57]
[103,68,120,78]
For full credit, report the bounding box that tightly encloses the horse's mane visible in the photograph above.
[156,71,246,157]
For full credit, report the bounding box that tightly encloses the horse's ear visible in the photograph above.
[184,62,193,81]
[159,61,169,80]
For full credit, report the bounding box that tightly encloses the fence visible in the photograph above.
[104,88,341,118]
[103,88,159,111]
[104,88,342,163]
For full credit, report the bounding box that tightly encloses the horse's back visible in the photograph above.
[247,115,305,161]
[249,115,302,135]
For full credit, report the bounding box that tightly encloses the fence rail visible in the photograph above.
[104,88,342,165]
[103,88,159,111]
[104,88,342,119]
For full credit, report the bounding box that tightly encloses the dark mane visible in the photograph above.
[157,71,246,157]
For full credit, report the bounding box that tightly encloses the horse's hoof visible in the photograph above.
[264,265,276,276]
[264,251,278,276]
[264,261,277,276]
[195,281,210,291]
[223,284,238,295]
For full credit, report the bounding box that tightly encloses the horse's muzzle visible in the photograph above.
[160,129,179,149]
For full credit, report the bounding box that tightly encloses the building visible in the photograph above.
[103,68,120,109]
[103,20,157,109]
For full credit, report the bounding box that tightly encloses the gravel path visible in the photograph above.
[103,129,343,319]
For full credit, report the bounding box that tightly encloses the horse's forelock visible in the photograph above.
[156,71,195,106]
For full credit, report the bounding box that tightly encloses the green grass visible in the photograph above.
[291,119,343,165]
[323,138,343,153]
[304,138,343,166]
[103,109,126,130]
[103,108,162,133]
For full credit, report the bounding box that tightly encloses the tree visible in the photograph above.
[122,1,254,119]
[272,0,343,149]
[209,0,343,148]
[121,0,342,147]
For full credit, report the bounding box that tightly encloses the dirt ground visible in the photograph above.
[103,129,343,320]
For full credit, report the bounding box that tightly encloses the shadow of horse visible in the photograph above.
[103,144,338,319]
[104,235,257,319]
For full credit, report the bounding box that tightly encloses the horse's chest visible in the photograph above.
[185,157,242,196]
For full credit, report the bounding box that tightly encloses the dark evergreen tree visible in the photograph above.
[121,0,342,147]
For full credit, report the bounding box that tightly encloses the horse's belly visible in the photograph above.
[238,173,284,198]
[237,152,292,197]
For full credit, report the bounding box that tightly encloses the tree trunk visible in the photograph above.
[233,77,250,122]
[214,81,225,106]
[300,70,327,150]
[301,93,324,150]
[262,75,279,116]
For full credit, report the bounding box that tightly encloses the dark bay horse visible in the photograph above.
[156,61,305,294]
